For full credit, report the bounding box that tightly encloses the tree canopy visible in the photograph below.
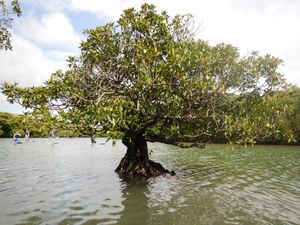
[0,0,21,50]
[1,4,294,177]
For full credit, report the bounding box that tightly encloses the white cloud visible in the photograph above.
[0,35,67,86]
[0,2,82,113]
[69,0,123,20]
[46,50,75,61]
[22,0,70,13]
[0,35,69,113]
[15,12,82,49]
[0,95,23,114]
[279,60,300,87]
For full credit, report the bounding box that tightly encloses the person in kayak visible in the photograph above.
[91,134,96,144]
[13,131,22,144]
[49,129,57,144]
[25,129,30,142]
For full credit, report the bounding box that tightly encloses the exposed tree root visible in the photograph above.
[115,154,175,178]
[116,132,175,178]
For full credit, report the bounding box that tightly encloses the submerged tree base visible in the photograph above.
[116,132,175,179]
[115,154,175,178]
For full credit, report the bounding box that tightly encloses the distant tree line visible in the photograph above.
[0,111,80,138]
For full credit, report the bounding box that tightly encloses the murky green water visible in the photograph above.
[0,138,299,225]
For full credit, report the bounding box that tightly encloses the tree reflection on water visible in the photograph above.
[117,179,150,225]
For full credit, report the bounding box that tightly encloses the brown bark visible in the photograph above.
[115,132,175,178]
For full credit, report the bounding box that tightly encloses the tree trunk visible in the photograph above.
[115,132,175,178]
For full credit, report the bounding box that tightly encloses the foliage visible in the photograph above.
[0,111,82,138]
[260,86,300,145]
[0,112,43,137]
[0,3,294,146]
[0,0,21,50]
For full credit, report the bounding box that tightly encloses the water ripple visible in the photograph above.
[0,139,299,225]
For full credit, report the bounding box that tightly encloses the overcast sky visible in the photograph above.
[0,0,299,113]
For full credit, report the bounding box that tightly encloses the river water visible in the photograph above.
[0,138,299,225]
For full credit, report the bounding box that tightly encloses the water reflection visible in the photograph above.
[117,180,150,225]
[0,139,299,225]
